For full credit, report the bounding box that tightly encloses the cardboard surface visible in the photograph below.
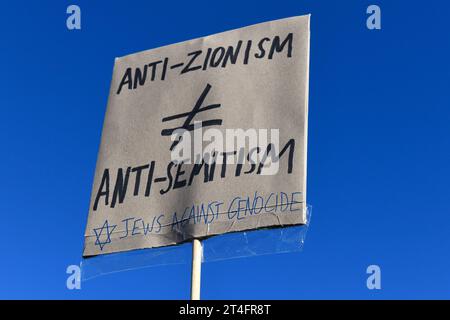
[83,15,310,256]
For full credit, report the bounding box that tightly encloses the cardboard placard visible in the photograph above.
[83,15,310,256]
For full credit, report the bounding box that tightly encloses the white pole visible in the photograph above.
[190,239,202,300]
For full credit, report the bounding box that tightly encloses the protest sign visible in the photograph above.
[83,15,310,256]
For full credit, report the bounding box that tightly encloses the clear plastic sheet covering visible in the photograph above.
[81,205,312,281]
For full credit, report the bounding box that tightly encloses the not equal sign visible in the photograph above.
[160,83,223,151]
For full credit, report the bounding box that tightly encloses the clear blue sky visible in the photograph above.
[1,0,449,299]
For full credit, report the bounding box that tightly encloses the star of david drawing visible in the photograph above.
[93,220,117,250]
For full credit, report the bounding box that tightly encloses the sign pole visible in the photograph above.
[190,238,202,300]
